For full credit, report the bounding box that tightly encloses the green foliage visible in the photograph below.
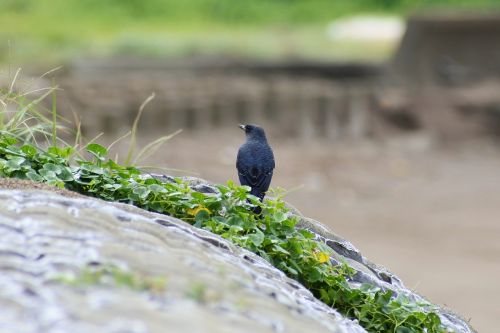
[2,0,500,63]
[1,0,498,24]
[0,136,448,333]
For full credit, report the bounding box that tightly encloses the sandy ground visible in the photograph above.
[128,129,499,333]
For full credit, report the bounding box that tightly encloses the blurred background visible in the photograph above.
[1,1,500,331]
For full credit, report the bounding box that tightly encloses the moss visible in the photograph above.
[56,265,167,293]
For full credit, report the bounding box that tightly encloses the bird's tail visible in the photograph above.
[250,188,265,202]
[252,205,262,215]
[249,188,265,214]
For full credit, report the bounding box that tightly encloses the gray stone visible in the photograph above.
[0,189,365,333]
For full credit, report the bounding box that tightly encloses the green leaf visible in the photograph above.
[43,163,62,173]
[148,184,166,193]
[395,327,412,333]
[132,186,150,200]
[6,157,26,170]
[282,218,296,229]
[26,171,44,182]
[272,244,290,255]
[103,183,122,190]
[48,146,74,158]
[229,225,244,233]
[58,167,75,181]
[298,229,315,239]
[282,263,298,276]
[195,210,210,224]
[248,230,264,246]
[227,216,243,226]
[21,145,37,157]
[80,163,106,175]
[86,143,108,159]
[319,289,330,303]
[105,159,124,171]
[240,185,251,193]
[143,178,158,185]
[273,211,287,223]
[287,259,303,275]
[191,191,206,201]
[287,239,303,256]
[39,169,57,180]
[1,136,18,145]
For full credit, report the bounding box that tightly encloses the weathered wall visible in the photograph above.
[55,60,378,140]
[47,58,500,143]
[391,14,500,85]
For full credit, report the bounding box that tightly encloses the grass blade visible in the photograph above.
[124,92,155,166]
[132,129,181,165]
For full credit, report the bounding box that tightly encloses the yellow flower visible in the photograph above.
[187,205,211,216]
[315,252,330,264]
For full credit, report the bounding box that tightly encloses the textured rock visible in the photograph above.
[0,189,365,333]
[0,174,476,333]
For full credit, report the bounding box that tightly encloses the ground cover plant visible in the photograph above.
[0,83,450,333]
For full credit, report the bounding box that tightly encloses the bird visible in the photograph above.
[236,124,275,212]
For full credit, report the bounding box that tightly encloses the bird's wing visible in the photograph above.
[250,170,273,199]
[237,143,274,191]
[239,165,272,188]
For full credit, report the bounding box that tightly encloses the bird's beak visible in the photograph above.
[238,124,246,130]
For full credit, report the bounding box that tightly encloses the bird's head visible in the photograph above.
[239,124,267,141]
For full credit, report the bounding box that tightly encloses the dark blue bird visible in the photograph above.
[236,124,275,208]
